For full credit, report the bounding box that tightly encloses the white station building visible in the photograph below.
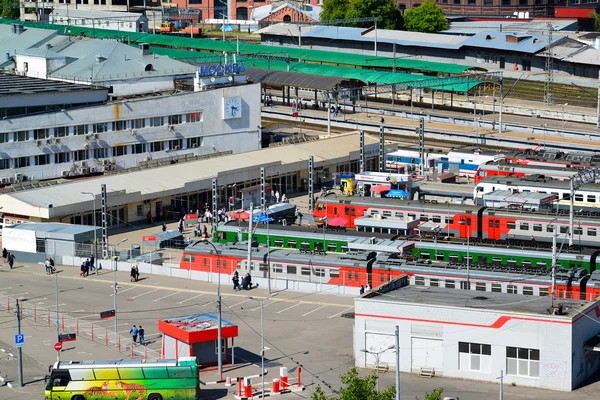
[354,280,600,391]
[0,24,261,183]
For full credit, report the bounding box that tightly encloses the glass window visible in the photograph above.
[588,195,596,203]
[168,139,182,151]
[520,223,529,231]
[74,150,88,161]
[55,126,68,137]
[506,347,540,378]
[168,114,183,125]
[119,368,145,379]
[314,268,325,277]
[114,146,127,157]
[132,143,146,154]
[15,131,28,141]
[34,128,49,140]
[74,125,88,135]
[34,154,50,165]
[575,194,584,202]
[167,367,194,379]
[54,152,70,163]
[94,123,108,133]
[459,342,491,372]
[330,269,339,278]
[93,148,108,159]
[150,116,164,127]
[115,120,127,131]
[301,267,311,276]
[523,286,534,296]
[287,265,297,274]
[533,224,542,232]
[186,112,201,123]
[288,240,297,248]
[491,283,502,293]
[445,280,455,289]
[507,285,517,294]
[187,137,203,148]
[0,132,9,143]
[429,278,439,287]
[132,118,145,129]
[415,276,425,286]
[588,229,597,237]
[15,156,30,167]
[475,282,486,291]
[142,367,168,379]
[507,222,516,229]
[94,368,120,380]
[539,288,549,297]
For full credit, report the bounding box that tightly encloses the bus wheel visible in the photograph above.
[72,396,85,400]
[148,394,163,400]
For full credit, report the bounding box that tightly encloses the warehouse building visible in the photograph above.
[354,281,600,391]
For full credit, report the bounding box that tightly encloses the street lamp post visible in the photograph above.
[202,238,223,380]
[543,123,548,150]
[561,103,568,139]
[113,237,128,345]
[81,192,97,274]
[360,345,395,392]
[249,293,278,399]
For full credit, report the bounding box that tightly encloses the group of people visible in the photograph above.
[130,264,140,282]
[330,104,343,117]
[232,271,253,291]
[45,258,56,274]
[2,248,15,270]
[129,324,146,345]
[80,255,95,277]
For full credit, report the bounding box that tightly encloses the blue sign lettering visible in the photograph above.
[199,63,246,77]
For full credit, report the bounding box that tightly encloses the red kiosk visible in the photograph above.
[158,313,238,366]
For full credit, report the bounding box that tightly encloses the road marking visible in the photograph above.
[229,299,250,308]
[177,294,204,304]
[129,289,159,299]
[276,303,300,314]
[301,305,327,316]
[328,306,354,319]
[110,287,135,297]
[0,287,11,290]
[252,300,281,311]
[153,291,180,302]
[9,292,29,297]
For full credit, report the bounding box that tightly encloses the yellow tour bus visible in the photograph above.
[45,357,200,400]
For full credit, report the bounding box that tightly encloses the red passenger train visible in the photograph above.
[313,193,600,247]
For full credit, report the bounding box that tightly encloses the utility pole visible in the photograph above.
[544,22,554,106]
[498,370,504,400]
[247,202,253,271]
[395,325,400,400]
[16,300,23,387]
[551,224,557,306]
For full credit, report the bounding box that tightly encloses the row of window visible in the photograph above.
[439,0,543,5]
[480,185,600,203]
[0,113,201,144]
[413,275,549,296]
[459,342,539,378]
[0,138,204,170]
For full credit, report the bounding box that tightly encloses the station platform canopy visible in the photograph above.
[245,68,364,91]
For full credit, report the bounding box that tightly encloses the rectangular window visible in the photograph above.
[475,282,486,291]
[415,276,425,286]
[168,114,183,125]
[0,159,9,169]
[55,126,68,137]
[15,156,30,168]
[274,239,284,247]
[73,150,88,161]
[507,285,517,294]
[0,132,9,143]
[491,283,502,293]
[115,120,127,131]
[168,139,182,151]
[287,265,297,274]
[187,137,203,148]
[300,267,311,276]
[523,286,534,296]
[314,268,325,277]
[507,222,516,229]
[15,131,28,142]
[114,146,127,157]
[533,224,542,232]
[520,223,529,231]
[459,342,491,372]
[137,205,143,216]
[150,116,164,127]
[74,125,88,135]
[588,229,597,236]
[539,288,549,297]
[330,269,340,278]
[273,264,283,273]
[507,347,539,378]
[588,195,596,203]
[445,280,455,289]
[132,118,145,129]
[288,240,297,248]
[34,128,49,140]
[94,123,108,133]
[575,194,584,202]
[54,152,70,163]
[93,148,108,159]
[132,143,146,154]
[186,112,201,123]
[35,154,50,165]
[429,278,439,287]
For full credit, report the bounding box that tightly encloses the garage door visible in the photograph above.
[411,338,443,373]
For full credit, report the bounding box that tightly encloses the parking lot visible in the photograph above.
[3,263,600,400]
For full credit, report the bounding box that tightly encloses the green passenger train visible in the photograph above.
[214,222,600,273]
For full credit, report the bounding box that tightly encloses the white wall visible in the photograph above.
[15,55,50,79]
[0,83,261,181]
[354,297,592,391]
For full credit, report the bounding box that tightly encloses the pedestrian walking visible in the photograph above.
[45,258,53,274]
[359,285,365,295]
[232,271,240,291]
[7,252,15,270]
[178,218,184,234]
[139,326,146,345]
[275,191,280,203]
[380,116,385,125]
[130,325,138,343]
[146,210,153,225]
[162,223,167,232]
[2,248,7,262]
[89,254,95,272]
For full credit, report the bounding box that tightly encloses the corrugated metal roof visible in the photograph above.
[0,19,473,75]
[461,31,561,54]
[443,19,578,36]
[0,134,384,215]
[245,68,362,90]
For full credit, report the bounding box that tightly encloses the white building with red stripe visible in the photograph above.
[354,279,600,391]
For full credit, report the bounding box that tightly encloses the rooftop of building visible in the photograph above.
[0,133,391,218]
[363,284,590,316]
[460,31,562,54]
[159,313,237,332]
[252,2,322,22]
[0,72,106,97]
[442,19,578,36]
[49,8,147,20]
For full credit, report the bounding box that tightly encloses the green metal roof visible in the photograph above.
[0,19,476,75]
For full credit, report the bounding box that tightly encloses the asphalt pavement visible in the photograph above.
[2,261,600,399]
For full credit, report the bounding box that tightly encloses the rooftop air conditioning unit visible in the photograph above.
[81,167,90,175]
[61,170,70,177]
[102,159,110,166]
[81,161,87,167]
[1,178,8,184]
[55,138,61,144]
[144,156,151,162]
[36,140,42,146]
[84,134,91,141]
[132,129,137,136]
[46,139,52,144]
[169,125,175,131]
[14,173,23,182]
[93,134,99,140]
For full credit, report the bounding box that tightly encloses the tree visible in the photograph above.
[1,0,20,19]
[403,0,448,33]
[312,368,396,400]
[320,0,403,30]
[415,387,444,400]
[321,0,351,23]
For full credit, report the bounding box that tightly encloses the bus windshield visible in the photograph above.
[45,357,199,400]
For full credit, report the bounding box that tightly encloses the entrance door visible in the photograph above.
[411,338,443,373]
[499,57,505,69]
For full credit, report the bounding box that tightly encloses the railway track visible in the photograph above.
[262,109,600,153]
